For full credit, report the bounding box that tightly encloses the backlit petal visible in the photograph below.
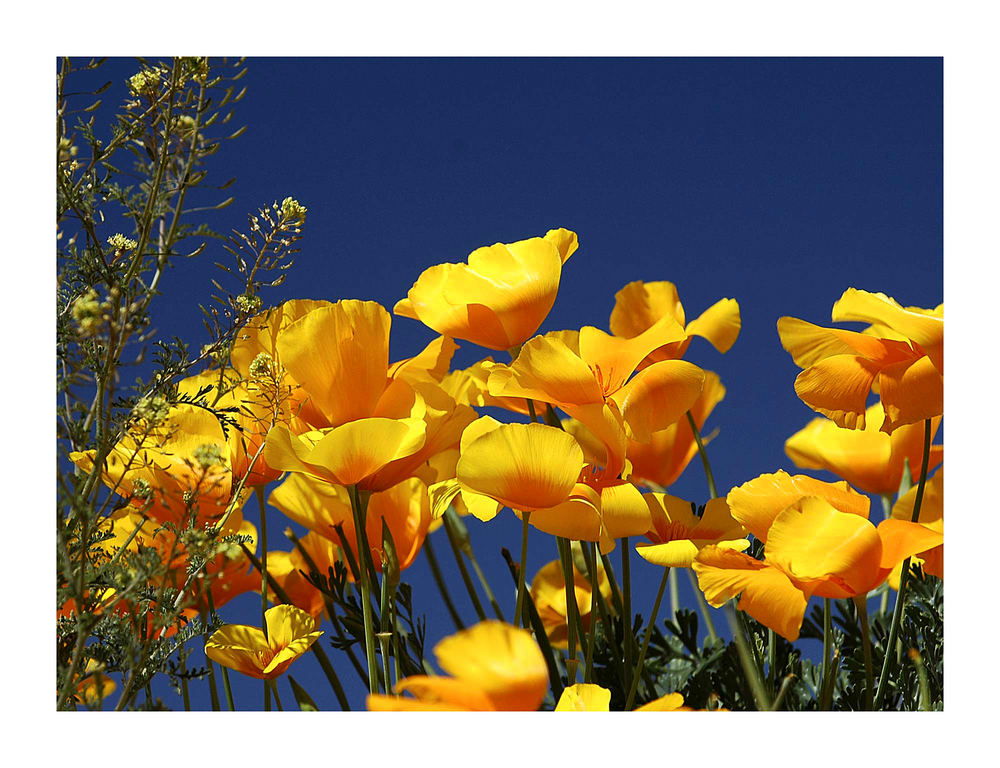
[555,684,611,712]
[685,298,741,353]
[611,360,706,443]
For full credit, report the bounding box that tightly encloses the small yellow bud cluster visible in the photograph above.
[59,137,78,163]
[180,526,212,550]
[181,57,209,85]
[279,197,307,223]
[128,68,161,96]
[107,233,138,253]
[192,443,225,470]
[71,288,109,337]
[248,352,274,380]
[131,477,153,500]
[236,293,262,315]
[132,394,171,426]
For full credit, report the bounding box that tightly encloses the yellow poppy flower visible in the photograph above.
[394,229,578,351]
[785,402,943,495]
[526,475,651,553]
[554,684,690,711]
[888,467,944,587]
[635,494,749,568]
[777,288,943,434]
[455,418,585,519]
[367,621,548,711]
[74,660,116,707]
[487,326,705,478]
[269,473,432,577]
[530,555,612,648]
[69,403,237,527]
[204,604,323,680]
[694,495,943,641]
[565,371,726,490]
[609,280,741,364]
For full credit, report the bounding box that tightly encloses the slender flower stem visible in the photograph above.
[514,512,531,628]
[256,487,270,638]
[725,603,771,710]
[264,679,271,711]
[557,538,581,683]
[874,418,933,710]
[445,507,505,621]
[349,485,380,694]
[686,410,718,499]
[583,541,599,682]
[767,629,777,694]
[668,567,680,620]
[879,495,893,616]
[685,566,719,645]
[599,551,624,616]
[443,513,487,622]
[378,571,393,696]
[270,680,284,711]
[221,666,235,711]
[854,595,874,710]
[624,566,669,710]
[526,398,538,423]
[621,537,634,679]
[423,534,465,630]
[500,548,565,700]
[201,608,221,711]
[819,598,833,710]
[179,650,191,711]
[580,543,625,686]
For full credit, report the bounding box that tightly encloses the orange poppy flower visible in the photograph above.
[785,402,943,495]
[394,229,578,351]
[530,554,612,648]
[367,621,548,711]
[777,288,943,434]
[609,280,741,364]
[888,467,944,587]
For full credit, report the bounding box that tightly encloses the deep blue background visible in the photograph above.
[66,57,942,710]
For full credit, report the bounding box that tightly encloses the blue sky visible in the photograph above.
[68,57,942,710]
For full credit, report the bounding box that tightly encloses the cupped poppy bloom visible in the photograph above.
[394,228,578,351]
[204,604,323,680]
[263,416,428,492]
[531,556,612,648]
[609,280,741,364]
[554,683,690,711]
[525,472,651,554]
[777,288,943,434]
[785,402,943,496]
[453,418,586,522]
[565,371,726,490]
[269,473,432,577]
[487,325,705,478]
[69,403,240,527]
[635,494,749,568]
[888,467,944,587]
[366,621,548,711]
[694,495,943,641]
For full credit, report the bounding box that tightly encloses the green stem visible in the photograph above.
[686,410,718,498]
[557,538,581,684]
[514,511,531,628]
[874,418,932,710]
[423,534,465,630]
[221,666,235,711]
[201,608,221,712]
[580,542,624,686]
[443,512,487,622]
[264,679,271,711]
[583,541,599,683]
[854,595,874,710]
[256,487,269,639]
[668,566,680,620]
[270,680,284,711]
[686,567,718,642]
[621,537,634,681]
[379,570,393,696]
[599,551,624,616]
[445,507,504,621]
[879,495,893,616]
[819,598,833,710]
[725,603,770,710]
[349,485,380,694]
[500,548,565,702]
[767,629,777,695]
[624,566,669,710]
